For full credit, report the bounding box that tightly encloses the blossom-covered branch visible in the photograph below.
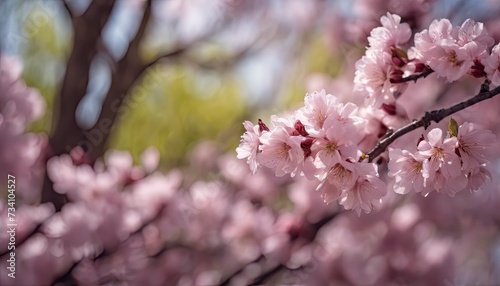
[237,12,500,213]
[366,81,500,162]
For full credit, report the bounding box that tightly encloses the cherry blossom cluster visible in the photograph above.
[239,13,500,216]
[7,142,492,285]
[388,120,496,197]
[237,90,387,215]
[354,12,414,108]
[354,13,500,108]
[3,4,500,284]
[0,142,338,285]
[0,55,46,203]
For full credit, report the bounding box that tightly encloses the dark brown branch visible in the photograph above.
[42,0,116,210]
[86,0,153,162]
[390,68,434,84]
[365,81,500,162]
[86,5,232,161]
[141,46,187,71]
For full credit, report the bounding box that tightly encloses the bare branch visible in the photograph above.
[365,80,500,162]
[141,46,187,71]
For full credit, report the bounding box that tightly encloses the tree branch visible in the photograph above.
[390,67,434,84]
[42,0,116,210]
[86,2,230,162]
[86,0,153,162]
[365,80,500,162]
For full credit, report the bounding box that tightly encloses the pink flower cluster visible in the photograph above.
[388,122,496,197]
[354,13,414,108]
[237,90,387,215]
[239,13,500,218]
[355,13,500,108]
[412,18,494,82]
[0,55,47,203]
[484,43,500,86]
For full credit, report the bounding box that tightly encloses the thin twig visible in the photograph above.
[365,80,500,162]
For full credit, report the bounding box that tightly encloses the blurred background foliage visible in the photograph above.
[6,0,340,170]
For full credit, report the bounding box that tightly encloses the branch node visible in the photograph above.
[480,79,491,93]
[422,111,432,129]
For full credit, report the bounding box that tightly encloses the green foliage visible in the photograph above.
[108,65,246,169]
[448,117,458,137]
[280,32,340,110]
[19,2,71,133]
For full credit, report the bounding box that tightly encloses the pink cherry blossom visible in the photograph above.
[258,127,304,177]
[317,160,359,204]
[368,13,412,51]
[322,101,365,141]
[466,165,492,192]
[483,43,500,85]
[427,41,472,82]
[338,163,387,216]
[222,201,275,262]
[412,18,492,82]
[457,19,494,50]
[411,127,475,197]
[0,55,47,203]
[140,146,160,174]
[236,120,264,173]
[354,50,399,108]
[312,126,358,169]
[296,89,340,130]
[388,148,429,195]
[418,128,462,184]
[6,6,500,286]
[413,18,456,54]
[456,122,496,172]
[427,169,469,197]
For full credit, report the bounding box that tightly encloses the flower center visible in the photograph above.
[279,144,291,156]
[447,50,464,66]
[331,163,350,179]
[411,160,423,173]
[431,147,445,159]
[326,141,338,153]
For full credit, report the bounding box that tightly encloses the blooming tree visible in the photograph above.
[238,13,499,216]
[2,1,500,286]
